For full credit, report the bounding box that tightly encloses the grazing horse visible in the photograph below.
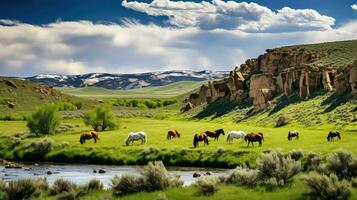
[193,133,209,148]
[125,131,147,146]
[167,130,180,140]
[244,132,263,147]
[80,131,99,144]
[288,130,299,141]
[327,131,341,141]
[226,131,246,144]
[205,129,225,141]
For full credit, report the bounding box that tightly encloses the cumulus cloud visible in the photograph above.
[0,20,356,76]
[352,4,357,10]
[121,0,335,32]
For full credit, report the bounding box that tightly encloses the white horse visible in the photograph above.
[226,131,246,144]
[125,131,147,146]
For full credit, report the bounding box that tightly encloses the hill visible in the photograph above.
[26,70,229,90]
[184,40,357,128]
[57,81,204,99]
[0,77,90,117]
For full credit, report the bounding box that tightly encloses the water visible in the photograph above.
[0,163,229,189]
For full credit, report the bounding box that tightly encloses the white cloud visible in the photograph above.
[352,4,357,10]
[122,0,335,32]
[0,20,356,76]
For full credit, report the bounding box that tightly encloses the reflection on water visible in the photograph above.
[0,163,228,189]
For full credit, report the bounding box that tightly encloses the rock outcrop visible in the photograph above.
[184,48,357,112]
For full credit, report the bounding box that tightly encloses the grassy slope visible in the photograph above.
[0,77,91,115]
[57,81,204,99]
[280,39,357,65]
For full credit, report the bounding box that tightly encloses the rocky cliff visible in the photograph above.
[184,42,357,112]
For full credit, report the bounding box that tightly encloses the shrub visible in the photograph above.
[304,172,352,200]
[27,139,54,152]
[74,102,83,110]
[143,146,160,155]
[58,191,77,200]
[352,177,357,188]
[83,106,117,131]
[276,115,289,127]
[5,179,41,200]
[112,174,144,195]
[224,166,259,186]
[194,176,219,196]
[0,180,7,200]
[264,178,279,191]
[256,151,301,184]
[50,179,77,195]
[325,149,357,179]
[27,104,61,136]
[289,149,304,161]
[303,152,322,172]
[216,147,225,154]
[141,161,183,191]
[86,179,103,191]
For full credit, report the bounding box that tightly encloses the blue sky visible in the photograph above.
[0,0,356,76]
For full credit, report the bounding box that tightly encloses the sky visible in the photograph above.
[0,0,357,76]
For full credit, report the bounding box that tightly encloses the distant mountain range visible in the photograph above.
[25,70,229,90]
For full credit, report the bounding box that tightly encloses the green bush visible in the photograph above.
[325,149,357,179]
[352,177,357,188]
[289,149,304,161]
[194,176,219,196]
[74,102,83,110]
[83,106,117,131]
[5,178,47,200]
[304,172,352,200]
[112,161,183,196]
[0,180,7,200]
[58,191,77,200]
[224,166,259,186]
[27,104,62,136]
[86,179,103,191]
[256,151,301,184]
[56,102,77,111]
[141,161,183,191]
[112,174,144,195]
[303,152,322,172]
[26,139,54,153]
[50,179,77,195]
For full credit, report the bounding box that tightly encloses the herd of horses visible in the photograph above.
[79,129,342,148]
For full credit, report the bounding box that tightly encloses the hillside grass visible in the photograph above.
[57,81,204,99]
[281,39,357,66]
[0,77,91,116]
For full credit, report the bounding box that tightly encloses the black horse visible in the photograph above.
[205,129,225,141]
[327,131,341,141]
[244,133,263,147]
[288,130,299,141]
[193,133,209,148]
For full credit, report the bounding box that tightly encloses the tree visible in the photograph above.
[83,106,117,131]
[27,104,61,136]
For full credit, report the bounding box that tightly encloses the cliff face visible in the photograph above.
[184,47,357,112]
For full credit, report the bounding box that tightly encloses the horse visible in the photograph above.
[193,133,209,148]
[244,132,263,147]
[80,131,99,144]
[226,131,246,144]
[125,131,147,146]
[327,131,341,141]
[167,130,180,140]
[288,130,299,141]
[205,129,225,141]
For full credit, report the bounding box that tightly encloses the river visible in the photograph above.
[0,163,229,189]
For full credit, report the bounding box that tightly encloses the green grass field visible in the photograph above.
[1,117,356,168]
[57,81,204,99]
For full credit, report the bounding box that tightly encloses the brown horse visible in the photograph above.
[80,131,100,144]
[327,131,341,141]
[205,129,225,141]
[244,132,263,147]
[193,133,209,148]
[167,130,180,140]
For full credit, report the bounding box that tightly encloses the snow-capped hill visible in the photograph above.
[26,70,229,90]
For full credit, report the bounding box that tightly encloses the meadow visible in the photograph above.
[1,116,356,168]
